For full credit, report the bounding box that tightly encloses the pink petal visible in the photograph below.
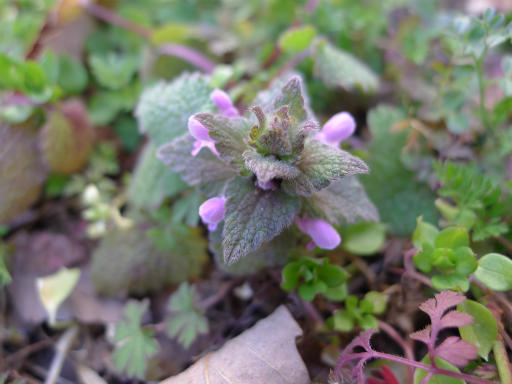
[222,106,239,117]
[199,197,226,230]
[210,89,233,111]
[318,112,356,146]
[188,116,212,142]
[295,217,341,250]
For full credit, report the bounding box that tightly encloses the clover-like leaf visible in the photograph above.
[167,282,208,349]
[113,301,158,379]
[283,138,369,196]
[222,177,300,264]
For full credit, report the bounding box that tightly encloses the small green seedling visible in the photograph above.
[329,291,387,332]
[281,257,348,302]
[413,219,477,291]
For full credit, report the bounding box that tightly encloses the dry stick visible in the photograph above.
[2,336,57,370]
[77,0,215,73]
[44,325,79,384]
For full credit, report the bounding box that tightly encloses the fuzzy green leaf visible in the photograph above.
[283,138,368,196]
[302,177,379,225]
[278,25,316,54]
[113,301,158,379]
[136,73,213,146]
[313,41,379,93]
[128,143,189,209]
[361,106,438,236]
[89,52,138,90]
[157,134,236,196]
[167,282,208,349]
[223,177,300,264]
[271,76,308,121]
[243,150,300,183]
[195,113,251,170]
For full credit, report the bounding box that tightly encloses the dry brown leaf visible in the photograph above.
[160,306,310,384]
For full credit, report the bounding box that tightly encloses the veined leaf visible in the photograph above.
[222,177,300,264]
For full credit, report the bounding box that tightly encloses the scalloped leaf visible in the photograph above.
[222,178,300,264]
[128,143,189,209]
[361,105,438,236]
[157,134,236,196]
[272,76,308,121]
[243,150,300,183]
[302,177,379,225]
[136,72,213,146]
[194,113,251,170]
[313,41,379,92]
[283,138,369,196]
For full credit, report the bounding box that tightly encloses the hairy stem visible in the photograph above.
[342,351,496,384]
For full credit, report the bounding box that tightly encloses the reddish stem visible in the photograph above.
[77,0,215,72]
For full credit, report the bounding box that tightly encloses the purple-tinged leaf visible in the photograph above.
[440,310,474,329]
[418,290,467,324]
[410,326,431,344]
[272,76,308,121]
[436,336,478,367]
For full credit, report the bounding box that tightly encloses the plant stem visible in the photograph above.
[77,0,215,72]
[378,320,415,384]
[342,351,496,384]
[493,339,512,384]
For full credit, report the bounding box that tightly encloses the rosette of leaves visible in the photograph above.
[158,76,371,264]
[413,221,477,292]
[329,291,388,332]
[281,257,348,302]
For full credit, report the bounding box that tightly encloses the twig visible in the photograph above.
[1,336,57,370]
[198,280,237,310]
[77,0,215,72]
[44,325,79,384]
[302,299,324,324]
[493,339,512,384]
[497,236,512,255]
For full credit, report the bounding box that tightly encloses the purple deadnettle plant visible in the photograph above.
[158,76,377,264]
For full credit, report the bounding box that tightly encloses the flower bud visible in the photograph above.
[188,116,219,156]
[295,217,341,250]
[210,89,239,117]
[199,196,227,231]
[316,112,355,147]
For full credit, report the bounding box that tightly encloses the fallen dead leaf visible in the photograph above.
[160,306,310,384]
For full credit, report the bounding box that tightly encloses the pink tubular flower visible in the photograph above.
[210,89,239,117]
[199,196,227,231]
[295,217,341,250]
[188,116,219,156]
[316,112,356,147]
